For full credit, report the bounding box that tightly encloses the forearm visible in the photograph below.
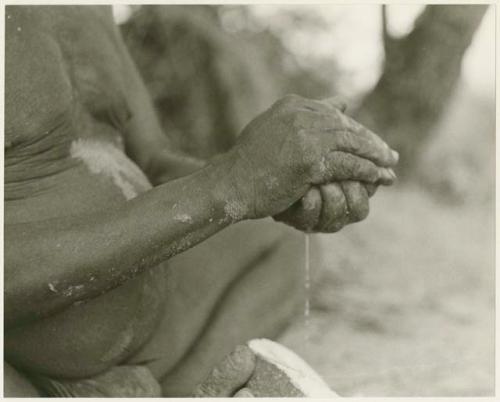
[5,157,246,327]
[147,150,206,186]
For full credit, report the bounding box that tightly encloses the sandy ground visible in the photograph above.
[278,185,494,396]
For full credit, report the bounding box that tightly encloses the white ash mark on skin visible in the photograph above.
[224,201,248,222]
[265,176,279,190]
[48,283,58,293]
[174,213,193,224]
[70,138,152,201]
[169,236,193,255]
[302,195,316,211]
[61,284,85,297]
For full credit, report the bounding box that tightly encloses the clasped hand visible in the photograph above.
[218,94,398,232]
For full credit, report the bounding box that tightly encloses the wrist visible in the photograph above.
[205,150,254,222]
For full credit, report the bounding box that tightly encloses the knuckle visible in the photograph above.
[338,129,360,151]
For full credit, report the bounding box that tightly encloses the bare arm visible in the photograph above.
[110,19,205,185]
[5,159,243,328]
[5,8,398,330]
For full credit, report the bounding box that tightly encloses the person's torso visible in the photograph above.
[5,5,168,378]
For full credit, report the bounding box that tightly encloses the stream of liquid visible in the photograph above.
[304,233,311,347]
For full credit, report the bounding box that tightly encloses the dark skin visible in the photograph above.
[4,5,397,396]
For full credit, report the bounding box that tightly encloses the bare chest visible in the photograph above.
[5,6,150,222]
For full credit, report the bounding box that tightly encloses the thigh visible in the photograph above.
[4,362,40,397]
[127,218,301,379]
[160,225,306,396]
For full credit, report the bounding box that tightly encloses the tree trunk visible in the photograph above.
[355,5,488,178]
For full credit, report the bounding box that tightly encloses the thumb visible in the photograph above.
[193,345,256,397]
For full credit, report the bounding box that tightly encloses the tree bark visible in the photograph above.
[355,5,488,177]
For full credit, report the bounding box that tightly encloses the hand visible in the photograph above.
[273,98,391,233]
[217,94,398,220]
[192,345,256,397]
[274,181,378,232]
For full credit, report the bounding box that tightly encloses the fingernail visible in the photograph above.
[378,168,393,183]
[388,169,397,180]
[391,150,399,163]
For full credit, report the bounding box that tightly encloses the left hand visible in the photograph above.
[273,181,379,232]
[273,96,395,233]
[192,345,256,397]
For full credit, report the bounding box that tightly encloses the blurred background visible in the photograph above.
[117,4,494,396]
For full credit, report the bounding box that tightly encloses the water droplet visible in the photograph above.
[304,234,311,347]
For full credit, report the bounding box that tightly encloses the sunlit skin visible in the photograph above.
[4,6,397,396]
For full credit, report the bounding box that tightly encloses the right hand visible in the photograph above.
[218,94,398,220]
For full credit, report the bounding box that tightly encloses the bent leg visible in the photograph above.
[160,229,305,396]
[127,219,312,385]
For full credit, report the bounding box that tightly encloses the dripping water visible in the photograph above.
[304,233,311,348]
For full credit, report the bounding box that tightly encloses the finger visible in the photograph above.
[340,114,399,167]
[192,345,256,397]
[364,183,378,197]
[315,183,349,233]
[273,187,322,232]
[340,181,370,223]
[309,126,398,168]
[234,388,254,397]
[309,151,396,186]
[377,167,397,185]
